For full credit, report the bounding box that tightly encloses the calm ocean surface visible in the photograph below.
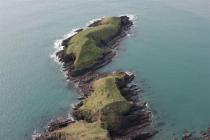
[0,0,209,139]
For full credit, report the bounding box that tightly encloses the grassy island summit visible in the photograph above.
[65,17,120,69]
[42,72,154,140]
[35,16,156,140]
[56,16,133,76]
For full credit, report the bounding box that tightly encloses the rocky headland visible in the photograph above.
[34,16,156,140]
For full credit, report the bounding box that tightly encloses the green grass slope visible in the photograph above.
[49,121,110,140]
[80,73,132,129]
[81,73,128,114]
[65,17,121,69]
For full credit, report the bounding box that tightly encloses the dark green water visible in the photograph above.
[0,0,209,139]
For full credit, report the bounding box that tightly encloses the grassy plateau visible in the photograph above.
[64,17,121,69]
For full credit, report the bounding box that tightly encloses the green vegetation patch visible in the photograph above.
[81,74,126,113]
[65,17,121,69]
[80,73,132,129]
[49,121,110,140]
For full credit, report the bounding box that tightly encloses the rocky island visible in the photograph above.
[56,16,132,77]
[35,16,156,140]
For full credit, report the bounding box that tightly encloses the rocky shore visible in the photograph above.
[179,128,210,140]
[34,16,156,140]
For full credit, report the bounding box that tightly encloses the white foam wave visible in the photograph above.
[50,28,80,64]
[63,28,80,40]
[67,113,75,121]
[125,71,134,76]
[123,14,137,37]
[127,14,137,21]
[85,17,104,27]
[119,14,137,22]
[32,130,41,140]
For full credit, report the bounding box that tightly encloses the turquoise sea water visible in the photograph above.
[0,0,209,139]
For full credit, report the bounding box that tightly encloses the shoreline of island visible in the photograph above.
[34,15,157,140]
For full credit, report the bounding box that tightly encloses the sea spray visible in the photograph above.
[50,28,80,64]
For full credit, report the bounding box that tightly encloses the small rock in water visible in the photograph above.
[182,131,192,140]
